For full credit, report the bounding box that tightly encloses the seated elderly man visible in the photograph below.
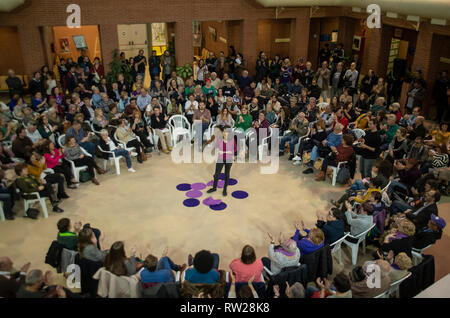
[16,269,75,298]
[344,201,375,237]
[137,88,152,112]
[25,121,45,145]
[65,120,96,158]
[279,111,309,160]
[303,123,344,174]
[0,256,31,298]
[99,129,136,173]
[97,93,114,114]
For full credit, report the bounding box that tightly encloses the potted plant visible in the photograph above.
[176,63,194,80]
[106,49,134,85]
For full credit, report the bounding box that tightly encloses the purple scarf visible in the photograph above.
[275,248,295,257]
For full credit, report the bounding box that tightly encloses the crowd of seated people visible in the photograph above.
[1,46,448,298]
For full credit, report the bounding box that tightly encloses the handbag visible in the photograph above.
[336,164,351,184]
[25,208,40,219]
[140,151,148,162]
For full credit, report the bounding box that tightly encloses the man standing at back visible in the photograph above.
[135,49,148,81]
[148,50,160,82]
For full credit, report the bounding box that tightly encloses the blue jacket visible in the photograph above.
[325,132,343,148]
[293,229,324,256]
[316,219,345,245]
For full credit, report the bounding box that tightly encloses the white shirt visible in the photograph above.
[26,129,43,144]
[185,100,198,115]
[106,137,117,151]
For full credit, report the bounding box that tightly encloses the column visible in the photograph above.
[242,18,258,76]
[17,24,46,76]
[99,24,118,74]
[174,20,193,67]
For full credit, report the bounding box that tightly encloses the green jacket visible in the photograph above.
[16,175,41,193]
[234,114,253,132]
[291,117,309,137]
[385,124,399,144]
[57,232,78,251]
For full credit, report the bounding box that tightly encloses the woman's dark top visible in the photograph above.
[360,131,381,159]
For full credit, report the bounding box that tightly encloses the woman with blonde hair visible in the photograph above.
[92,108,109,132]
[380,218,415,257]
[293,222,325,255]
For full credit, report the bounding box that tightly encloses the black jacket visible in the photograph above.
[413,230,442,249]
[300,245,333,282]
[380,236,414,258]
[399,254,435,298]
[406,203,439,231]
[98,138,120,160]
[28,78,45,96]
[6,76,24,97]
[76,257,103,298]
[265,265,308,298]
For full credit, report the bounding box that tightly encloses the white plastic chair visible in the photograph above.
[113,131,137,155]
[388,272,412,298]
[373,289,390,298]
[97,144,125,175]
[15,181,49,219]
[330,161,348,186]
[90,122,102,135]
[168,115,191,146]
[342,223,376,265]
[293,129,310,155]
[0,202,4,221]
[330,232,350,265]
[203,122,216,141]
[258,127,273,161]
[411,244,433,266]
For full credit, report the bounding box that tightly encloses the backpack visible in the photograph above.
[25,208,40,219]
[45,240,64,269]
[336,164,351,184]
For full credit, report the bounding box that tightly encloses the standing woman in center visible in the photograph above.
[207,125,237,197]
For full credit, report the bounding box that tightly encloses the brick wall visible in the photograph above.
[0,26,25,74]
[1,0,449,83]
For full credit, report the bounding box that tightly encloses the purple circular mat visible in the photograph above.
[186,190,203,198]
[232,190,249,199]
[206,180,225,188]
[177,183,191,191]
[228,178,238,186]
[210,202,227,211]
[183,198,200,207]
[191,183,206,190]
[219,173,226,180]
[203,197,223,206]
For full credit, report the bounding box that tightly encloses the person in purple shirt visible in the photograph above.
[292,221,325,255]
[206,125,238,197]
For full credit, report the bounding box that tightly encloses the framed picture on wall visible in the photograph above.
[352,36,362,51]
[151,23,167,46]
[72,35,87,50]
[59,38,70,53]
[208,26,216,42]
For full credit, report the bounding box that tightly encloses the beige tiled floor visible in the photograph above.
[0,149,449,288]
